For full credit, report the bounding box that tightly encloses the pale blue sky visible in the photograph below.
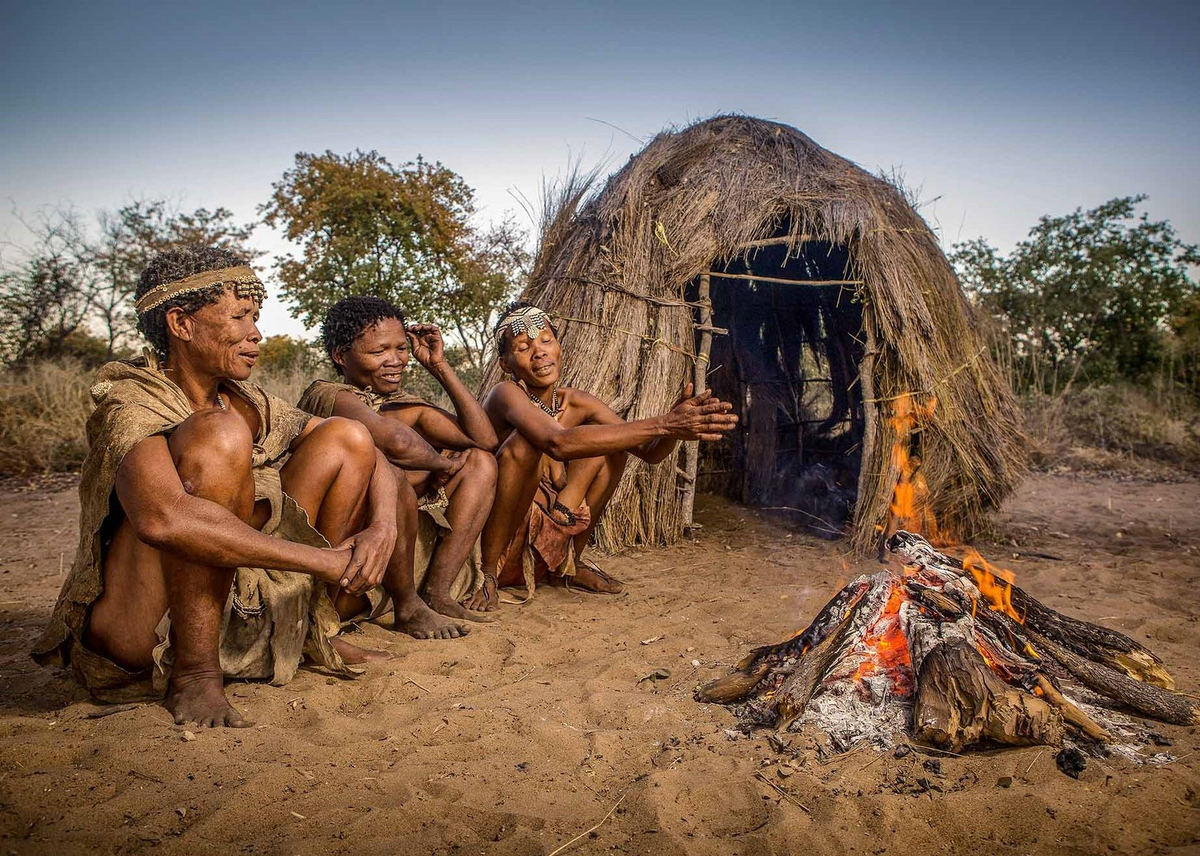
[2,0,1197,337]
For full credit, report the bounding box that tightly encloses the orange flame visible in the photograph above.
[850,585,914,694]
[884,394,947,544]
[962,549,1024,623]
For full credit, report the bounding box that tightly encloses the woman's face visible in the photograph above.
[502,324,562,388]
[177,289,262,380]
[336,317,410,393]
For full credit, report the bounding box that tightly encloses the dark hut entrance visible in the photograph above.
[688,236,866,537]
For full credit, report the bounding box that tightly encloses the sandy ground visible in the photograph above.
[1,473,1199,855]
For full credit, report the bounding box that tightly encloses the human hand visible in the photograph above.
[432,450,466,488]
[332,520,396,595]
[661,382,738,441]
[406,324,445,370]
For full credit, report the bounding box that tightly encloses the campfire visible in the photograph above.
[697,397,1197,754]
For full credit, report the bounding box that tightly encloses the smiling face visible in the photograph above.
[169,288,262,381]
[501,324,562,389]
[335,317,410,393]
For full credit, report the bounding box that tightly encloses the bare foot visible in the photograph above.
[463,573,500,613]
[426,593,496,624]
[558,559,623,594]
[165,670,248,728]
[331,636,393,664]
[394,598,472,639]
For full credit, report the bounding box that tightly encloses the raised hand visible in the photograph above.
[661,382,738,441]
[406,324,445,370]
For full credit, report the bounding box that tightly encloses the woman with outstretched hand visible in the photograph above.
[470,302,738,611]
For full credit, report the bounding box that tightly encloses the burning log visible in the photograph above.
[1027,630,1198,727]
[902,607,1064,752]
[775,591,868,730]
[694,578,870,705]
[696,531,1196,753]
[888,531,1175,689]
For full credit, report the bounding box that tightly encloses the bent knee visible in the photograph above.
[319,416,376,462]
[463,447,498,483]
[170,409,253,467]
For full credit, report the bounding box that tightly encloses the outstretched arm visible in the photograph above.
[583,384,706,464]
[408,324,499,451]
[485,381,737,462]
[115,435,348,584]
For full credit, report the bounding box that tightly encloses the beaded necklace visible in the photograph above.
[524,384,560,417]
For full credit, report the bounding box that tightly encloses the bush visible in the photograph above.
[1023,383,1200,473]
[0,360,94,476]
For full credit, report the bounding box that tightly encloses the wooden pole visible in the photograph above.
[734,234,816,251]
[681,273,713,532]
[705,272,862,288]
[854,316,879,551]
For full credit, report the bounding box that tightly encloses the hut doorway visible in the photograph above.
[690,237,866,537]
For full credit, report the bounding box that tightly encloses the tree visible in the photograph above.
[90,200,257,356]
[0,200,258,365]
[257,334,320,373]
[952,196,1200,392]
[0,209,98,365]
[260,150,527,372]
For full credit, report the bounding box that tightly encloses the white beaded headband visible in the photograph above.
[495,305,552,344]
[135,265,265,315]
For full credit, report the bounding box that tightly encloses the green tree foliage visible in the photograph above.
[952,196,1200,392]
[260,150,527,372]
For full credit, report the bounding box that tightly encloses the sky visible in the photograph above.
[2,0,1197,338]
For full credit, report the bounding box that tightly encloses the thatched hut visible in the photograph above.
[485,115,1025,553]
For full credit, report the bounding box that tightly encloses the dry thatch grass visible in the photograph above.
[483,115,1026,553]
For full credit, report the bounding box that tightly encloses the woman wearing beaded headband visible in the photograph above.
[469,301,739,610]
[34,246,401,728]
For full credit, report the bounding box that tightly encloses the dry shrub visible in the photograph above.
[0,360,94,476]
[1023,384,1200,473]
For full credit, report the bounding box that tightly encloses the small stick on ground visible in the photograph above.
[754,771,812,814]
[1024,750,1046,775]
[547,790,629,856]
[84,703,141,719]
[406,678,432,694]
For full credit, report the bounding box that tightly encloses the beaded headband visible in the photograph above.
[495,305,552,344]
[135,265,266,315]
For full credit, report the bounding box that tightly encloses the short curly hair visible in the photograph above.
[494,300,558,356]
[321,295,407,375]
[135,245,261,361]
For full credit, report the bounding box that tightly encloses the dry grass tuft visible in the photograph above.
[0,360,339,479]
[1025,385,1200,475]
[0,360,94,476]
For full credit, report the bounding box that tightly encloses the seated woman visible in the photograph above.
[33,247,403,728]
[469,302,738,611]
[298,296,498,628]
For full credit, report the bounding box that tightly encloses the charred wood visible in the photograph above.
[1026,629,1199,727]
[903,607,1064,752]
[695,577,871,704]
[888,531,1174,690]
[774,593,867,731]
